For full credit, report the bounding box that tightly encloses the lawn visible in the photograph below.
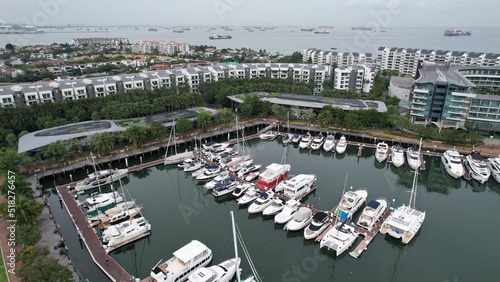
[0,254,8,282]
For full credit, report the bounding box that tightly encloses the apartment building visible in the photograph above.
[131,40,190,55]
[71,37,129,47]
[302,48,373,67]
[377,47,500,77]
[333,61,376,94]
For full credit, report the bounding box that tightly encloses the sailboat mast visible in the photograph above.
[90,152,103,193]
[409,138,422,209]
[173,118,177,155]
[231,211,240,282]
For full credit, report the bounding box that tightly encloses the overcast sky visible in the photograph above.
[1,0,499,27]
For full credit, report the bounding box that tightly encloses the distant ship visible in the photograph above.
[314,30,330,34]
[318,26,334,29]
[352,27,372,30]
[148,27,158,31]
[301,28,315,32]
[173,30,184,33]
[209,34,232,40]
[444,29,471,36]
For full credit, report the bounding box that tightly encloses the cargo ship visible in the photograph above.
[352,27,372,30]
[148,27,158,31]
[314,30,330,34]
[301,28,315,32]
[209,34,232,39]
[444,29,471,36]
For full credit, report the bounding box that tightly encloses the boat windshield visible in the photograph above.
[450,159,462,164]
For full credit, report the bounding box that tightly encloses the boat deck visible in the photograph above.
[349,209,392,259]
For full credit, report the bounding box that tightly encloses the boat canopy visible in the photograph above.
[312,211,328,221]
[204,141,217,147]
[294,207,312,221]
[258,192,269,199]
[367,200,380,209]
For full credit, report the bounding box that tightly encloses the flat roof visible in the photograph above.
[173,240,209,263]
[18,120,125,153]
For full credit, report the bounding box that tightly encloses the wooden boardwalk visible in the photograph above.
[56,185,132,282]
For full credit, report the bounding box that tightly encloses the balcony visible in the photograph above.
[412,100,427,106]
[449,104,468,109]
[450,98,470,103]
[410,111,425,117]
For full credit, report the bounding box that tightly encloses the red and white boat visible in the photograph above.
[256,163,291,189]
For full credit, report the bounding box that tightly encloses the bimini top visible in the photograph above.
[367,200,381,209]
[18,120,125,153]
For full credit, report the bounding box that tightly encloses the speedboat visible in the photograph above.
[256,163,291,189]
[237,187,259,205]
[204,172,230,190]
[248,192,275,213]
[291,134,301,143]
[334,189,367,221]
[184,160,205,172]
[178,158,198,169]
[391,145,405,168]
[375,142,389,162]
[406,145,422,170]
[262,199,284,216]
[108,207,143,225]
[237,164,261,177]
[150,240,213,282]
[187,257,240,282]
[320,221,359,255]
[304,211,330,240]
[284,207,313,231]
[310,134,325,150]
[356,198,388,231]
[282,133,293,144]
[245,171,260,182]
[487,157,500,184]
[259,131,276,140]
[441,150,465,179]
[336,135,347,154]
[196,165,221,181]
[274,199,301,224]
[275,174,316,200]
[232,183,253,198]
[464,151,490,184]
[212,180,239,197]
[323,134,335,152]
[102,217,151,253]
[299,132,312,149]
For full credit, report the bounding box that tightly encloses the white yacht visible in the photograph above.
[237,187,259,206]
[441,150,465,179]
[334,189,367,221]
[237,164,261,177]
[381,138,426,244]
[391,145,405,168]
[291,134,301,143]
[75,168,128,193]
[274,199,301,224]
[248,192,275,214]
[284,207,313,231]
[464,151,491,184]
[275,174,316,200]
[336,135,347,154]
[323,134,335,152]
[196,165,221,181]
[299,132,312,149]
[150,240,213,282]
[245,171,260,182]
[320,221,359,256]
[187,258,240,282]
[212,180,240,198]
[184,160,205,172]
[232,183,253,198]
[356,198,388,231]
[259,131,276,140]
[82,191,123,214]
[102,217,151,253]
[406,145,422,170]
[375,142,389,162]
[178,158,198,169]
[304,211,330,240]
[487,157,500,184]
[108,207,142,225]
[262,199,284,216]
[310,134,325,150]
[282,133,293,144]
[204,172,230,190]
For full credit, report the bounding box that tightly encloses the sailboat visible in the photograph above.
[231,211,262,282]
[74,152,128,194]
[164,119,194,165]
[224,116,252,171]
[380,138,426,244]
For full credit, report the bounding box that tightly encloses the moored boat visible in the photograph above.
[391,145,405,168]
[275,174,316,200]
[256,163,291,189]
[299,132,312,149]
[284,207,313,231]
[248,192,275,214]
[274,199,301,224]
[323,134,335,152]
[375,142,389,162]
[334,189,367,221]
[304,211,330,240]
[441,150,465,179]
[406,145,422,170]
[487,156,500,184]
[336,135,347,154]
[356,198,388,231]
[262,199,284,216]
[464,151,490,184]
[310,134,325,150]
[320,221,359,255]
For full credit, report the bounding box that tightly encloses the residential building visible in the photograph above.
[131,40,190,55]
[333,61,376,94]
[302,48,373,67]
[71,37,129,46]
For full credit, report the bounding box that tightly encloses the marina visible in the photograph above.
[41,127,500,282]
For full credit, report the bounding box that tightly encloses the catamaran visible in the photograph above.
[381,138,426,244]
[102,217,151,253]
[320,220,359,256]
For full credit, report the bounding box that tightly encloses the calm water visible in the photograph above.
[42,134,500,282]
[3,26,500,55]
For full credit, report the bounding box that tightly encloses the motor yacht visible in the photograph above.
[150,240,213,282]
[291,134,301,143]
[375,142,389,162]
[320,221,359,255]
[187,258,240,282]
[356,198,388,231]
[237,187,259,205]
[108,207,143,225]
[310,134,325,150]
[323,134,335,152]
[406,145,422,170]
[102,217,151,253]
[184,160,206,172]
[275,174,316,200]
[245,171,260,182]
[274,199,301,224]
[256,163,291,189]
[82,191,124,214]
[259,131,276,140]
[262,199,284,216]
[487,156,500,184]
[336,135,347,154]
[232,183,253,198]
[441,150,465,179]
[284,207,313,231]
[333,189,367,221]
[248,192,275,213]
[204,172,230,190]
[282,133,293,144]
[304,211,330,240]
[464,151,491,184]
[391,144,405,168]
[299,132,312,149]
[212,180,240,197]
[196,165,221,181]
[237,164,261,177]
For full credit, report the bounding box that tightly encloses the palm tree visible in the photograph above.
[124,126,147,148]
[91,132,115,156]
[196,111,213,131]
[13,195,42,225]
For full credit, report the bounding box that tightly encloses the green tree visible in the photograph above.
[18,130,29,139]
[17,246,73,282]
[5,133,17,145]
[272,104,288,120]
[0,194,43,225]
[217,108,234,124]
[239,102,253,118]
[344,112,360,128]
[43,142,68,161]
[91,132,115,156]
[196,111,213,131]
[124,126,147,148]
[5,43,14,52]
[17,224,41,246]
[175,118,193,135]
[260,101,272,117]
[149,122,167,139]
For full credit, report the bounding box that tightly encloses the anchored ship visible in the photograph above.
[444,29,471,36]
